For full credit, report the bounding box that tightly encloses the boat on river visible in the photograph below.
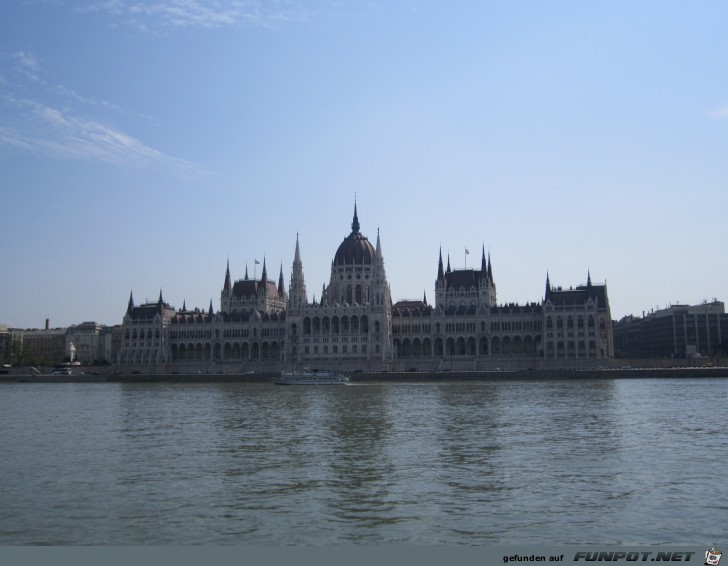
[273,370,350,385]
[51,366,72,376]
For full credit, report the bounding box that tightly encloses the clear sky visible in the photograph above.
[1,1,727,329]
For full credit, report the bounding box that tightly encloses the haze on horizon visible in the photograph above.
[1,1,727,329]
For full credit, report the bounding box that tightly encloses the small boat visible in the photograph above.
[273,369,350,385]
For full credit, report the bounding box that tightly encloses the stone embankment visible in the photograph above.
[3,367,728,382]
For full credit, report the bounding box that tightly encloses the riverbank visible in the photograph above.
[3,366,728,383]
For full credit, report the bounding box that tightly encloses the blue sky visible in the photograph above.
[1,0,727,329]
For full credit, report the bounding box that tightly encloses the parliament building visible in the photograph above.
[117,205,614,372]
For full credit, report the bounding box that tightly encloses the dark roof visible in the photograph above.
[333,203,376,266]
[231,279,281,299]
[392,300,433,317]
[171,311,213,324]
[445,269,484,289]
[334,232,375,266]
[128,302,176,321]
[547,284,608,307]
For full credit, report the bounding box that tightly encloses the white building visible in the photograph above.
[116,204,613,372]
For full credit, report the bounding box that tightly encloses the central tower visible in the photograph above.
[285,202,393,369]
[324,202,378,306]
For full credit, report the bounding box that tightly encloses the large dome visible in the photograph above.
[333,205,376,266]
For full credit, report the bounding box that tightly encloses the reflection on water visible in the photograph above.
[0,378,726,544]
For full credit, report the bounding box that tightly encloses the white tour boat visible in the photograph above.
[273,370,350,385]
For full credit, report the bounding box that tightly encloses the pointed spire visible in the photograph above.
[223,258,232,292]
[545,272,551,300]
[587,270,592,287]
[351,199,360,234]
[158,289,163,305]
[209,299,214,316]
[423,290,428,305]
[261,257,267,282]
[182,299,186,311]
[446,254,451,273]
[437,247,445,283]
[487,252,493,281]
[290,233,307,310]
[481,245,487,273]
[244,264,249,280]
[127,291,134,315]
[278,263,285,296]
[375,227,381,255]
[294,232,302,265]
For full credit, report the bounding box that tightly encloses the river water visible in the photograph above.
[0,378,725,545]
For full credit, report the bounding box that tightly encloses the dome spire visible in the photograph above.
[351,199,360,234]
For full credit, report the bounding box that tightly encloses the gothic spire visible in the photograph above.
[278,263,285,296]
[481,245,487,273]
[545,272,551,301]
[587,270,592,287]
[487,252,493,282]
[223,258,231,293]
[244,264,249,280]
[294,232,302,265]
[437,247,445,283]
[423,290,428,305]
[127,291,134,315]
[446,254,451,273]
[351,200,360,234]
[290,233,307,310]
[209,299,214,316]
[261,257,267,282]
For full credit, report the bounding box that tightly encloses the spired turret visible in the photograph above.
[288,233,308,311]
[219,255,287,316]
[434,243,496,311]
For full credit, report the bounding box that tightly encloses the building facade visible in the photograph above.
[116,205,614,372]
[613,301,728,359]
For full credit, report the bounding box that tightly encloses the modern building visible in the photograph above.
[116,205,614,372]
[613,301,728,359]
